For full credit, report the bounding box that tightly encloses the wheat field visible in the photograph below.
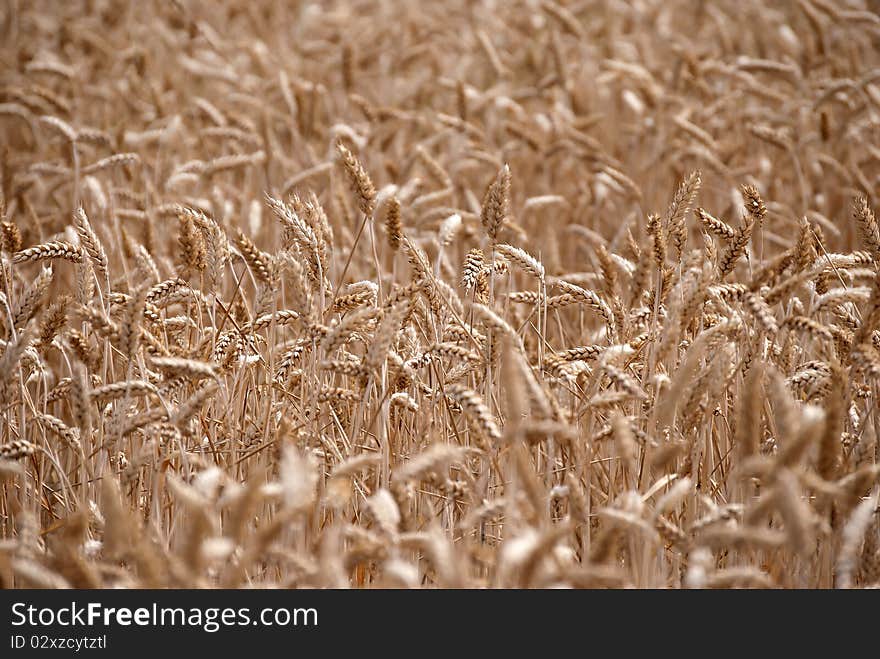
[0,0,879,589]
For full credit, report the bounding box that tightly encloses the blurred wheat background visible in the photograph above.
[1,0,879,588]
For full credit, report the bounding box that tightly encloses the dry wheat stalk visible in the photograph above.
[0,0,877,592]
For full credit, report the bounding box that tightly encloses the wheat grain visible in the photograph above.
[0,0,878,592]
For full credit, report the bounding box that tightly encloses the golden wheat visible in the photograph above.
[0,0,879,590]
